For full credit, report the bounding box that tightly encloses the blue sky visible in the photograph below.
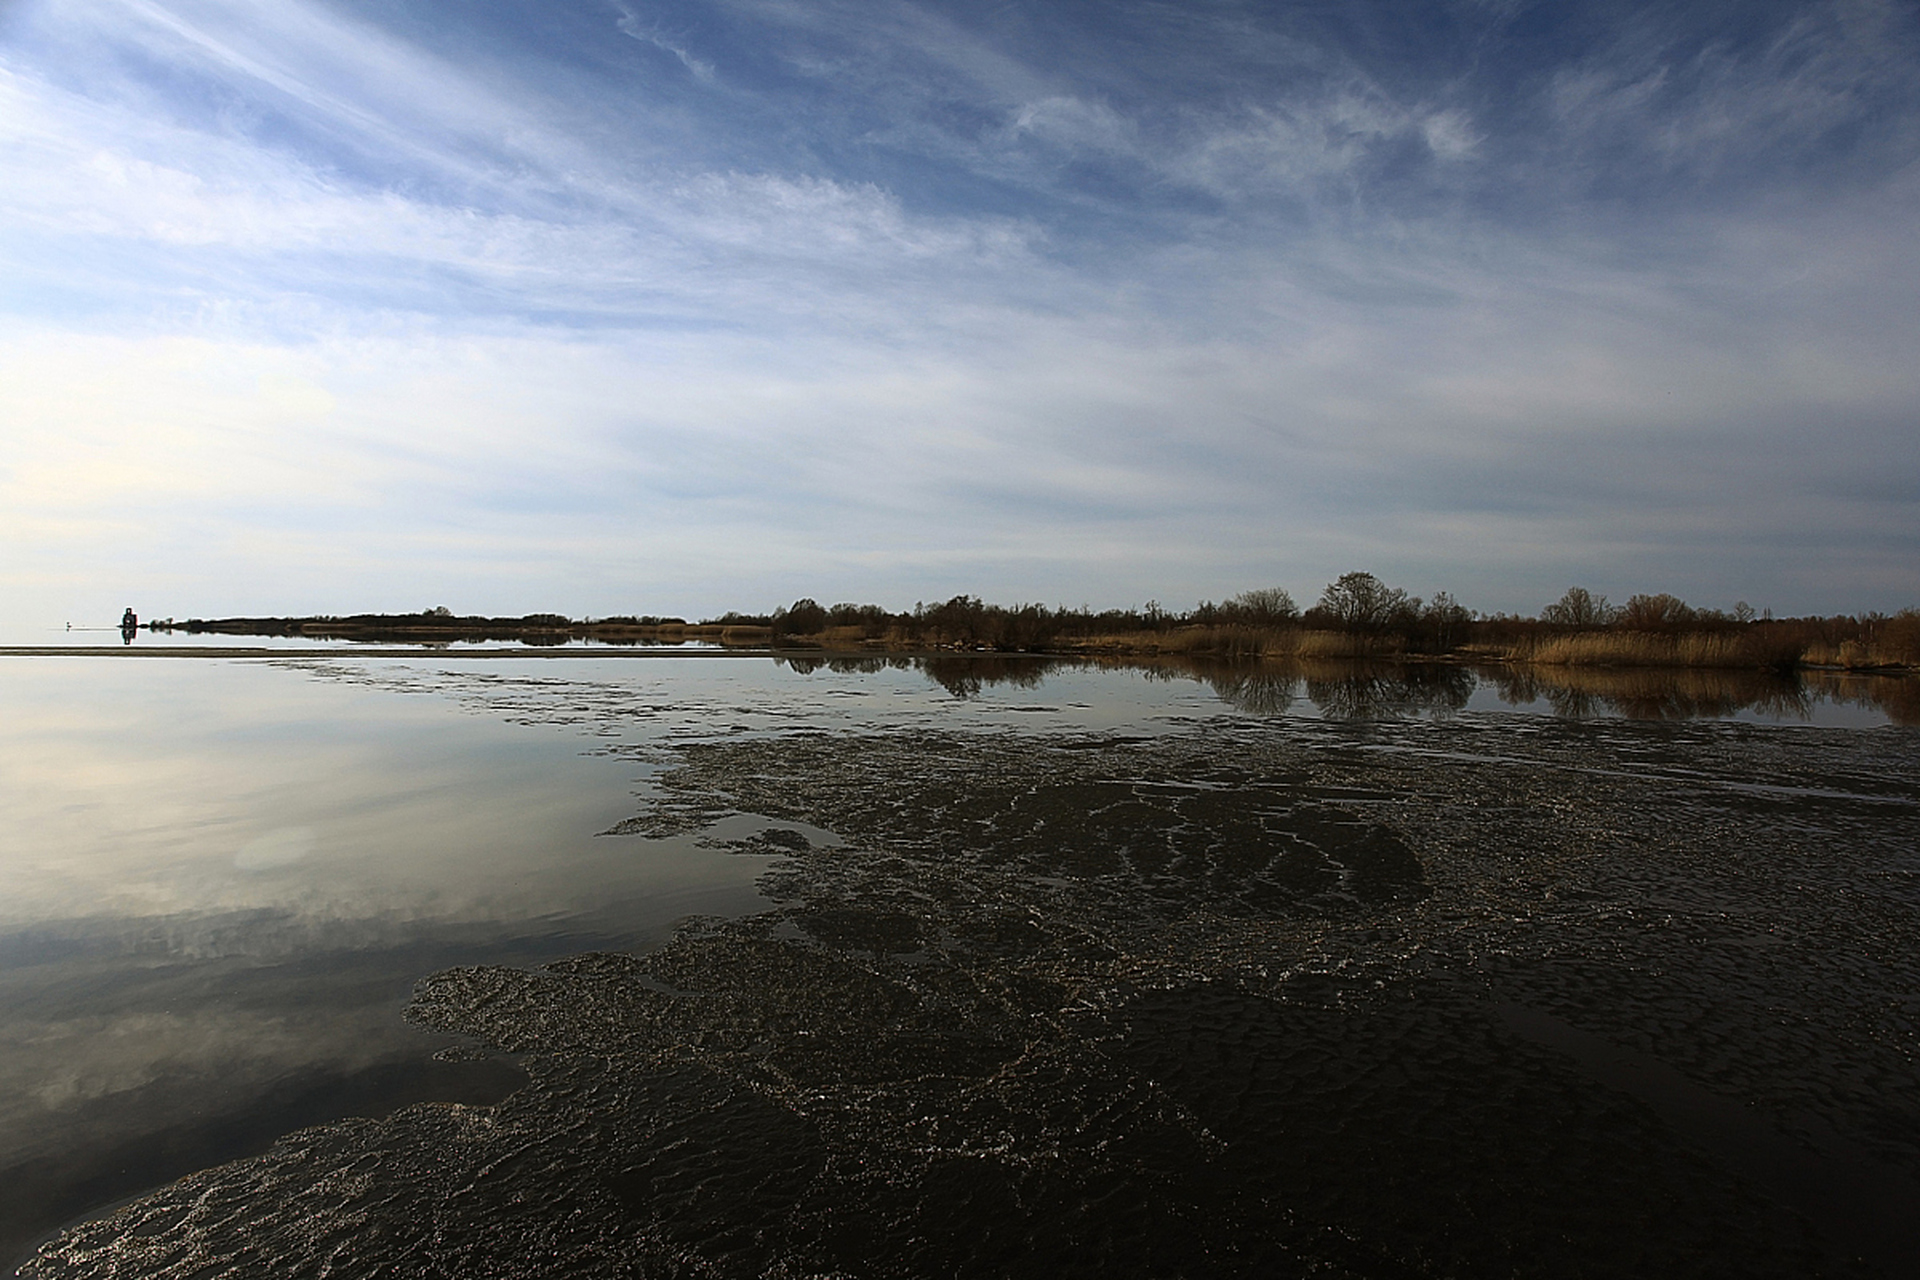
[2,0,1916,628]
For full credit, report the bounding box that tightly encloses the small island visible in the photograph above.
[150,608,773,647]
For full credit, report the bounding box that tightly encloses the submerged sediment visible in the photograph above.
[24,716,1920,1277]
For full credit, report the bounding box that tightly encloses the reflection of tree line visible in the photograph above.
[1479,665,1918,724]
[1203,661,1477,720]
[1800,670,1920,726]
[147,610,767,647]
[776,652,1919,725]
[778,653,1050,699]
[1486,665,1797,721]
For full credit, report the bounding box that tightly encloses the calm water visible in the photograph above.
[0,656,777,1264]
[4,652,1917,1275]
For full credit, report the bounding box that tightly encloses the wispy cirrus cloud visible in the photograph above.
[0,0,1915,630]
[612,1,718,84]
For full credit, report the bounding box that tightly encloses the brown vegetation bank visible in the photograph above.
[149,575,1918,673]
[759,576,1920,673]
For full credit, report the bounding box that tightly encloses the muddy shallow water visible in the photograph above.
[8,656,1920,1277]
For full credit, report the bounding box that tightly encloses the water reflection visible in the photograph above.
[1813,668,1920,727]
[4,649,1912,1269]
[0,659,773,1267]
[1483,663,1803,721]
[1202,666,1300,715]
[773,652,1919,726]
[776,653,1060,699]
[27,658,1918,1278]
[1304,663,1476,721]
[1482,663,1919,726]
[916,653,1052,699]
[776,655,911,677]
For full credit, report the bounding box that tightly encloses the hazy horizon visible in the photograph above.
[3,0,1917,631]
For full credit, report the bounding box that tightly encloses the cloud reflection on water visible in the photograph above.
[0,650,1909,1265]
[800,652,1914,727]
[0,656,774,1265]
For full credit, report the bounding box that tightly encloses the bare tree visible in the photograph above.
[1540,587,1616,627]
[1317,572,1410,630]
[1423,591,1472,648]
[773,598,828,636]
[1620,592,1695,629]
[1224,587,1298,623]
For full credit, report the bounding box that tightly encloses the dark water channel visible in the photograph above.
[3,653,1917,1277]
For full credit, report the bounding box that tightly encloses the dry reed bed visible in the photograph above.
[1512,630,1918,671]
[780,620,1919,672]
[1510,631,1805,669]
[1800,639,1920,669]
[1061,627,1408,659]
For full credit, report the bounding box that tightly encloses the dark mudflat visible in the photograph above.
[21,714,1920,1277]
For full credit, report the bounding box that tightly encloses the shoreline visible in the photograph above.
[93,599,1920,674]
[0,646,783,659]
[3,644,1916,677]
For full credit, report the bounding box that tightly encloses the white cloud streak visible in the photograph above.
[613,1,718,84]
[0,0,1915,629]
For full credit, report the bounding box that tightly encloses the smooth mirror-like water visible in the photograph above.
[4,652,1918,1276]
[13,629,730,651]
[0,657,788,1264]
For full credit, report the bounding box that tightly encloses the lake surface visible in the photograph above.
[4,652,1918,1276]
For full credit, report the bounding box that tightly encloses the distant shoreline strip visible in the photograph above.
[0,646,791,659]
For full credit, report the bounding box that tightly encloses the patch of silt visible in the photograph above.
[25,719,1920,1278]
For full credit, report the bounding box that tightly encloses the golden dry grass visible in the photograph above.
[1059,626,1411,659]
[768,612,1920,671]
[1801,634,1920,669]
[1292,629,1407,659]
[1508,630,1805,669]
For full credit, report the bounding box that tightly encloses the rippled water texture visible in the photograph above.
[5,654,1919,1277]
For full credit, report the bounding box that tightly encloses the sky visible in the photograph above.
[1,0,1916,630]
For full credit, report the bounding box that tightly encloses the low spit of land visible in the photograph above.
[141,577,1919,673]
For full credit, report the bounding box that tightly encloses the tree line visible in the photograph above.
[159,575,1918,670]
[718,573,1918,668]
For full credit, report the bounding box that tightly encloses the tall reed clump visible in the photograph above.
[1069,626,1414,659]
[1292,629,1408,659]
[1066,624,1302,657]
[1799,609,1920,669]
[1167,625,1297,657]
[1514,629,1806,670]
